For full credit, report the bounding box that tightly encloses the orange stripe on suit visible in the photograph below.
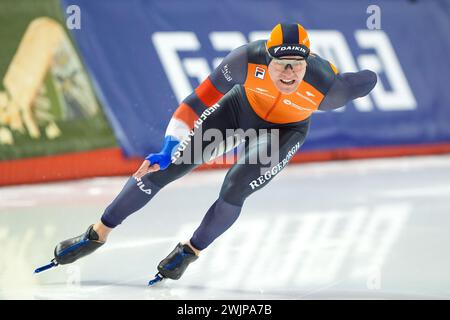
[173,103,199,129]
[195,77,224,107]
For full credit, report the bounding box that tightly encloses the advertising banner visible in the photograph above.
[0,0,116,161]
[62,0,450,157]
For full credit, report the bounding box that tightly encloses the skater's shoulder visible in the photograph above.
[246,40,270,65]
[304,52,338,94]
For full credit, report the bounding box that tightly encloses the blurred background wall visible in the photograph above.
[1,0,450,185]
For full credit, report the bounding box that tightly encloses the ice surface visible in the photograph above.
[1,155,450,299]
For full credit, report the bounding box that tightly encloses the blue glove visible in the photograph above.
[145,136,180,170]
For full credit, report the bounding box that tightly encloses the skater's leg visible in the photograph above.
[189,123,310,251]
[100,162,197,230]
[150,126,308,282]
[189,198,242,251]
[40,87,241,274]
[35,159,201,273]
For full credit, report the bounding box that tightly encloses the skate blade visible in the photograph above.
[148,273,165,286]
[34,260,58,274]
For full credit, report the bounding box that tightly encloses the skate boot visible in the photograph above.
[148,243,198,286]
[34,225,105,273]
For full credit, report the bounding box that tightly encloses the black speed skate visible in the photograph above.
[34,225,105,274]
[148,243,198,286]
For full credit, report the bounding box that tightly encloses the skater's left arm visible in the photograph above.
[318,70,377,111]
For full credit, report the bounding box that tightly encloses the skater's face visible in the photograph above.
[268,56,307,94]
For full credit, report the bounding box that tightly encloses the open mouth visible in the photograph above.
[280,79,295,85]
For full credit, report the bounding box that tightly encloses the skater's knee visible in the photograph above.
[219,169,255,206]
[220,181,248,206]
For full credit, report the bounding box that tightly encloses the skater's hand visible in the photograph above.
[133,136,178,179]
[133,160,160,180]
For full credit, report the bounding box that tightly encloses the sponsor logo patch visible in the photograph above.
[254,66,265,80]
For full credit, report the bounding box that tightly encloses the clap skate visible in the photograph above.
[148,243,198,286]
[34,225,104,273]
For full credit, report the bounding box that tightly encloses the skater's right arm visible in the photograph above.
[134,45,248,178]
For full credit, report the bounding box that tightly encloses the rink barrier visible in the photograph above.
[1,143,450,186]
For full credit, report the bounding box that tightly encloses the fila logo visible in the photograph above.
[255,66,265,80]
[137,180,152,195]
[306,91,314,97]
